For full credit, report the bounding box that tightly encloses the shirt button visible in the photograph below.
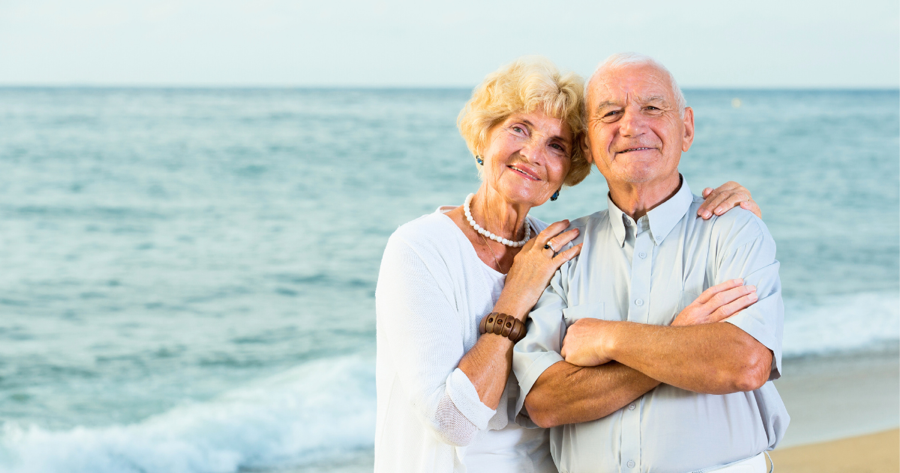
[638,252,647,259]
[628,403,636,410]
[635,299,644,306]
[627,460,636,468]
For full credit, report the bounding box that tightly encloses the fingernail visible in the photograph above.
[703,211,712,218]
[749,285,757,291]
[714,207,724,215]
[735,278,744,284]
[749,293,758,301]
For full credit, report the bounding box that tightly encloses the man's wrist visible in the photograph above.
[596,320,620,362]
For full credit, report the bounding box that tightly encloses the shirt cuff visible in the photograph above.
[513,351,565,418]
[446,368,496,430]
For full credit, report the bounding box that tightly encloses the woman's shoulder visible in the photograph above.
[387,211,462,253]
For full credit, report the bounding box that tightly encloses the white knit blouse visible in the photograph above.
[374,209,555,473]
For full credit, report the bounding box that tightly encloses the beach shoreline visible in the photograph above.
[285,349,900,472]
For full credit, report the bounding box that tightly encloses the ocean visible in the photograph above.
[0,88,897,472]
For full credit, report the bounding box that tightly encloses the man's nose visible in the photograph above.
[619,109,646,137]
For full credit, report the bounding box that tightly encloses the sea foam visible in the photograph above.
[0,355,375,473]
[782,291,900,357]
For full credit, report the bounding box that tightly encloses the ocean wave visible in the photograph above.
[783,291,900,358]
[0,355,375,473]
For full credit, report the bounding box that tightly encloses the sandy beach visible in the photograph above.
[765,349,900,472]
[769,429,898,473]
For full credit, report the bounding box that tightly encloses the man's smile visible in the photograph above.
[617,147,656,154]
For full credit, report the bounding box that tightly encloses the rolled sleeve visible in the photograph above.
[446,368,496,429]
[713,214,784,379]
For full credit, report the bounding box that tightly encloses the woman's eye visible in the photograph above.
[511,125,525,134]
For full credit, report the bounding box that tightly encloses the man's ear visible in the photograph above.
[682,107,695,152]
[581,135,594,164]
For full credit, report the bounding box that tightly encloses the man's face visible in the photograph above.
[582,63,694,187]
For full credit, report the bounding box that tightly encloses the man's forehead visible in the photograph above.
[589,65,674,105]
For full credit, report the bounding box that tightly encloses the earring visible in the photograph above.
[551,190,560,201]
[475,155,484,165]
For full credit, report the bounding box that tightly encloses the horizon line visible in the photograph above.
[0,84,897,91]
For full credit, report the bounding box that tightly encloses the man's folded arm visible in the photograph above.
[575,215,782,395]
[524,360,660,428]
[512,266,661,429]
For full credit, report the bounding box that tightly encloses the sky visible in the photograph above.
[0,0,897,88]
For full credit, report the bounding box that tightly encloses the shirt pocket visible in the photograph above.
[562,302,605,327]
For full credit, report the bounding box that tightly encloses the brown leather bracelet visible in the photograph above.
[479,312,527,343]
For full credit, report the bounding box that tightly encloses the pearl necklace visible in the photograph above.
[464,193,531,247]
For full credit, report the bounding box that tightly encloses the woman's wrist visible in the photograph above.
[491,296,531,322]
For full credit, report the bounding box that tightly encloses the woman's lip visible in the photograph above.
[507,165,540,181]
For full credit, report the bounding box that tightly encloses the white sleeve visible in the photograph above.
[375,232,495,446]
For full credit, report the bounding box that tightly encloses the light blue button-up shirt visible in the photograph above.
[513,178,789,473]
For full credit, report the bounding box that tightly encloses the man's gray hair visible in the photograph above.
[584,52,687,116]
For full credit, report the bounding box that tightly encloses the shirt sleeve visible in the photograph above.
[511,262,569,426]
[710,212,785,380]
[375,232,496,445]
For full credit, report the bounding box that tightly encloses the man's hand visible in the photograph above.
[561,318,615,367]
[672,279,757,326]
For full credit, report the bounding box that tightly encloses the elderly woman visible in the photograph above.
[374,57,761,473]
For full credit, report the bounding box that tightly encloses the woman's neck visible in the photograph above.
[470,185,531,241]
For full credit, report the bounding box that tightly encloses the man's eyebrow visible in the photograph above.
[641,95,670,104]
[594,100,620,110]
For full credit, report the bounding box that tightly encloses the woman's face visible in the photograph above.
[481,111,572,208]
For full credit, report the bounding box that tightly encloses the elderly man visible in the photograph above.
[512,53,789,473]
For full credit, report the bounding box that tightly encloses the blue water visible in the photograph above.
[0,88,897,472]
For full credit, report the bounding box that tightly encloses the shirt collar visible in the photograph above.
[607,175,694,247]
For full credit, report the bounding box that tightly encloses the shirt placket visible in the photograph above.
[622,217,653,473]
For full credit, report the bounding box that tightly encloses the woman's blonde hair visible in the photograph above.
[457,56,590,187]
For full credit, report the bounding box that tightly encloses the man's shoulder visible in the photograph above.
[569,209,611,234]
[687,199,774,249]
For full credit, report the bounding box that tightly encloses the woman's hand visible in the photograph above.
[697,181,761,219]
[494,220,582,319]
[671,279,757,326]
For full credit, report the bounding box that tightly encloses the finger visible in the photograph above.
[702,187,713,198]
[710,292,759,322]
[698,191,734,219]
[740,200,762,219]
[702,285,757,312]
[547,228,580,250]
[537,220,571,244]
[560,344,567,358]
[696,278,744,304]
[551,243,582,267]
[712,190,751,216]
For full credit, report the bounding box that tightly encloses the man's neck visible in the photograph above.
[608,173,682,220]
